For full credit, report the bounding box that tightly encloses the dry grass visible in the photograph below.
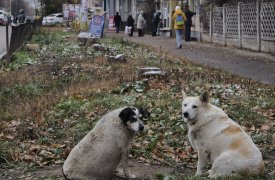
[0,29,274,179]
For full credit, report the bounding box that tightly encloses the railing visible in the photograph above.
[8,20,37,58]
[205,0,275,52]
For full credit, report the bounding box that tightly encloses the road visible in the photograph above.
[107,32,275,86]
[0,26,11,58]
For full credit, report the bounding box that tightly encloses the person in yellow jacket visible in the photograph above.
[172,6,187,48]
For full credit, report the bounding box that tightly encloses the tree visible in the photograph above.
[40,0,81,16]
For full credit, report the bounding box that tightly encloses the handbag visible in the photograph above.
[125,26,132,34]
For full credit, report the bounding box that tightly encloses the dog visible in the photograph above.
[181,91,264,178]
[62,107,150,180]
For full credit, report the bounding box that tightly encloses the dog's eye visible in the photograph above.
[130,117,137,123]
[192,105,198,108]
[184,104,187,107]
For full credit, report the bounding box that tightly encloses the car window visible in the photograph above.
[57,15,63,18]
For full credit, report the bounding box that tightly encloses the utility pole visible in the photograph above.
[10,0,12,14]
[16,0,18,16]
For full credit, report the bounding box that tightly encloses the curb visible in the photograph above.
[0,51,6,60]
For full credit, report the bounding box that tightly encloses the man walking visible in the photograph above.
[113,12,122,33]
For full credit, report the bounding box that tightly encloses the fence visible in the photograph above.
[8,20,37,59]
[202,0,275,53]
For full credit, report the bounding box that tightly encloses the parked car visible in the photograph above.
[0,10,8,25]
[42,13,63,26]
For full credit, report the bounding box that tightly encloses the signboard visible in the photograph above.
[63,4,81,21]
[108,16,115,31]
[90,15,105,38]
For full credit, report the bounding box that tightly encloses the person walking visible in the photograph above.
[137,11,145,37]
[126,14,135,36]
[172,6,187,48]
[152,12,161,36]
[113,12,122,33]
[185,5,196,41]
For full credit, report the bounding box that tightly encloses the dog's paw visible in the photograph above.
[126,174,136,179]
[195,171,202,176]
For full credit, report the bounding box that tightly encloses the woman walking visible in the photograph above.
[172,6,187,48]
[152,12,161,36]
[126,14,135,36]
[137,11,145,37]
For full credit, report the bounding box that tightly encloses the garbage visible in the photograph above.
[106,54,127,63]
[92,44,107,51]
[138,67,167,78]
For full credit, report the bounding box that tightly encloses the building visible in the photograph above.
[103,0,201,38]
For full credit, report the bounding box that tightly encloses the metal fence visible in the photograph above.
[207,0,275,52]
[8,20,37,58]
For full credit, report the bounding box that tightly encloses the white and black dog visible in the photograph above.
[63,107,150,180]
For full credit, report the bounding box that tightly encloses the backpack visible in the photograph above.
[176,14,184,25]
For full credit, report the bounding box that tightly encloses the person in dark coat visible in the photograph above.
[113,12,122,33]
[152,12,161,36]
[185,5,196,41]
[126,14,135,36]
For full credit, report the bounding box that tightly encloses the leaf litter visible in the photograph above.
[0,29,274,179]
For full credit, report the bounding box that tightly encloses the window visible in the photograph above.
[161,1,170,29]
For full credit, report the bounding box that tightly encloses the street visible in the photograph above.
[0,25,11,58]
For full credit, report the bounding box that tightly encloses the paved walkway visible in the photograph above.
[106,32,275,86]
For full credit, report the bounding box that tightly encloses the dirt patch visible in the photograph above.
[0,160,187,180]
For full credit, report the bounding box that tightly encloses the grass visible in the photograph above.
[0,29,274,179]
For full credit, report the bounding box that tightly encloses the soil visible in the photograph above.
[0,160,190,179]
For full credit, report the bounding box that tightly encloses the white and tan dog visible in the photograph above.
[63,107,150,180]
[182,91,264,178]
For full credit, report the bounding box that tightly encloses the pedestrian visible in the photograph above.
[172,6,187,49]
[185,5,196,41]
[143,18,147,36]
[113,12,122,33]
[126,14,135,36]
[18,9,26,24]
[152,12,161,36]
[137,11,145,37]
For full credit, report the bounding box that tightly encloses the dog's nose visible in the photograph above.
[183,112,189,118]
[139,125,144,131]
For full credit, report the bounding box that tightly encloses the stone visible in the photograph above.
[25,44,39,52]
[78,32,98,46]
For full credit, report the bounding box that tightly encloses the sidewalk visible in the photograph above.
[106,31,275,86]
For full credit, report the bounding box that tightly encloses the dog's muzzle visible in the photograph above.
[139,124,144,131]
[183,112,189,118]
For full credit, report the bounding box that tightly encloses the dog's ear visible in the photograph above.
[200,91,209,103]
[139,108,150,119]
[119,107,133,125]
[182,90,187,100]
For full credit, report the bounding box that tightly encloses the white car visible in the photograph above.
[0,10,9,25]
[42,13,63,26]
